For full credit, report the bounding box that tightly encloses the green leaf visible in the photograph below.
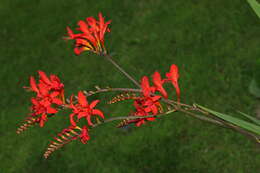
[195,104,260,135]
[237,111,260,126]
[249,79,260,98]
[247,0,260,18]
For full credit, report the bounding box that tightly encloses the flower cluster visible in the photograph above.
[19,71,106,147]
[66,12,111,55]
[25,71,64,127]
[123,64,180,127]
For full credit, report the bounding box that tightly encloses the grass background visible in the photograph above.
[1,0,260,172]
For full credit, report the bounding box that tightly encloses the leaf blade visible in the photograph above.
[247,0,260,18]
[196,104,260,136]
[237,111,260,126]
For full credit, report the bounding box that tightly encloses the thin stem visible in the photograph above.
[104,54,141,88]
[92,109,177,128]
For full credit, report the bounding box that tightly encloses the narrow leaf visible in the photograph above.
[247,0,260,18]
[196,104,260,136]
[237,111,260,126]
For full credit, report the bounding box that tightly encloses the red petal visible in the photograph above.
[147,117,155,121]
[166,65,180,102]
[39,119,44,127]
[172,81,180,102]
[38,83,49,96]
[78,91,88,106]
[98,12,105,41]
[50,75,61,84]
[70,113,76,126]
[92,109,104,119]
[78,112,87,119]
[39,114,47,127]
[89,100,100,109]
[50,91,60,98]
[40,99,51,107]
[52,98,63,105]
[67,27,74,39]
[136,120,145,127]
[74,47,83,55]
[141,76,151,97]
[38,71,52,85]
[47,106,57,114]
[30,76,39,93]
[99,12,104,30]
[31,98,39,106]
[77,20,90,34]
[87,17,98,30]
[152,71,161,83]
[144,106,151,113]
[152,71,168,98]
[151,105,158,115]
[166,64,179,83]
[80,126,90,144]
[86,114,93,126]
[151,95,161,102]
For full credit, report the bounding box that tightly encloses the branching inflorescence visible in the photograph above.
[17,12,260,159]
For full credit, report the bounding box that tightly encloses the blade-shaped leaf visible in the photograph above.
[247,0,260,18]
[195,104,260,136]
[237,111,260,126]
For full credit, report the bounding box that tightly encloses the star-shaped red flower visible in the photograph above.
[69,91,104,126]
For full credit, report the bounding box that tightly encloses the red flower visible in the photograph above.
[79,126,90,144]
[69,91,104,126]
[66,12,111,55]
[38,71,64,92]
[134,100,155,126]
[142,95,161,115]
[140,76,161,114]
[24,71,64,127]
[141,76,155,97]
[165,64,180,102]
[38,71,64,101]
[26,71,64,100]
[30,94,61,127]
[152,71,168,98]
[124,76,162,127]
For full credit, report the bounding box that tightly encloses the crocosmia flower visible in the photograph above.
[69,91,105,126]
[141,76,155,97]
[66,12,111,55]
[122,76,163,127]
[165,64,180,102]
[22,71,64,127]
[79,126,90,144]
[152,71,168,98]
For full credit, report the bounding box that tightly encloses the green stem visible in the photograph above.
[104,54,141,88]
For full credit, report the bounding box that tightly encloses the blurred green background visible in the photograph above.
[1,0,260,172]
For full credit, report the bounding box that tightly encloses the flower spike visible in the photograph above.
[44,126,82,159]
[16,117,37,134]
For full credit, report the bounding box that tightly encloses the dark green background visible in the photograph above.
[1,0,259,172]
